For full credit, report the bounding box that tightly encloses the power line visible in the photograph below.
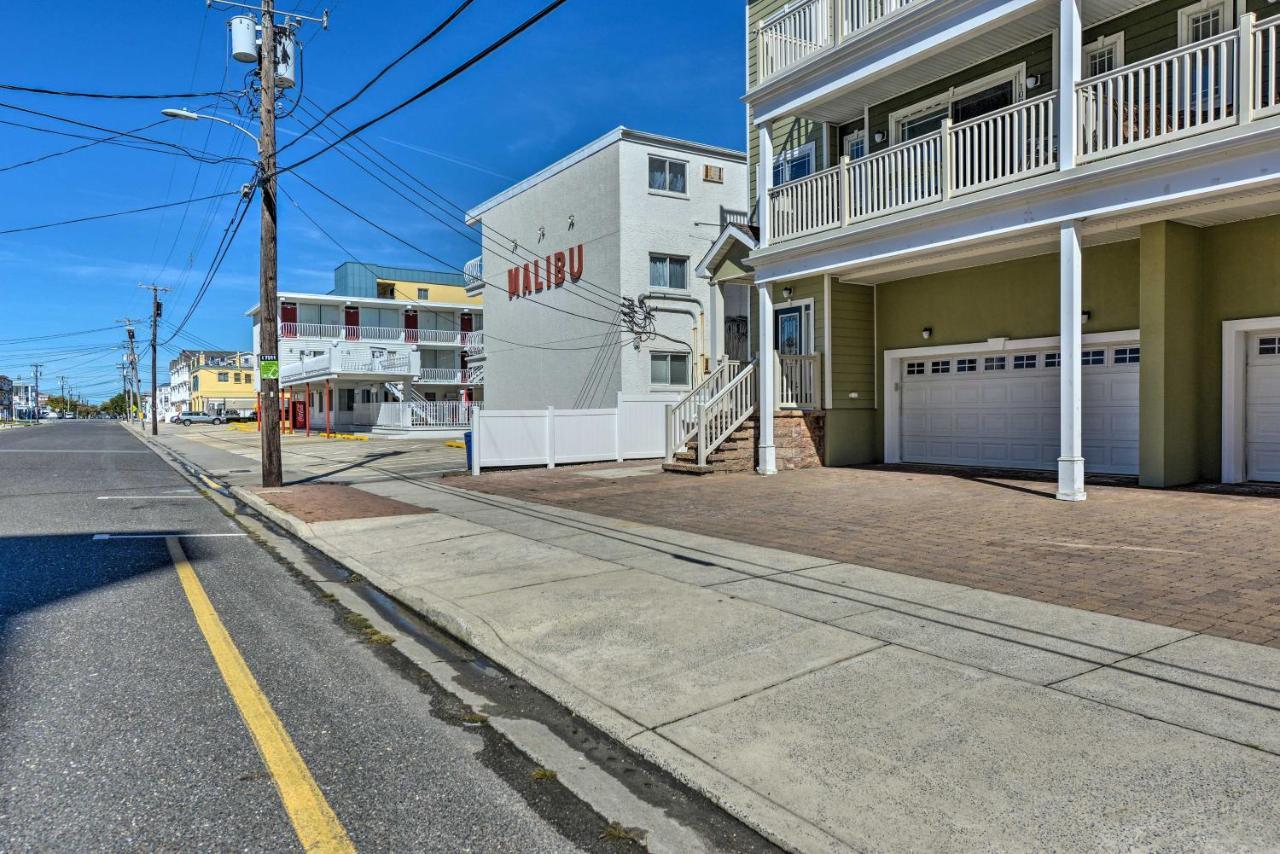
[0,190,241,236]
[0,120,168,174]
[279,0,476,154]
[0,325,122,345]
[0,83,233,100]
[275,0,572,176]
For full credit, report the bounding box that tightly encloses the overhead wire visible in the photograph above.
[0,120,169,174]
[0,190,242,236]
[0,83,234,100]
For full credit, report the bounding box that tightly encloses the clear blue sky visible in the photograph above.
[0,0,746,400]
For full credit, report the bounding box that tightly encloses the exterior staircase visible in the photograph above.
[664,416,757,474]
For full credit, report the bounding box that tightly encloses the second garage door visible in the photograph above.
[900,342,1139,475]
[1246,332,1280,482]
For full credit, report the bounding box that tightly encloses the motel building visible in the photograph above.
[463,128,749,416]
[688,0,1280,496]
[246,263,483,435]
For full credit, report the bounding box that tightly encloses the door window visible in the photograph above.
[774,305,811,355]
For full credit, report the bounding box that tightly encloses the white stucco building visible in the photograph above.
[464,128,748,410]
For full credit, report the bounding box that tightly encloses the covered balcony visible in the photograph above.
[279,321,483,350]
[279,347,414,386]
[756,0,925,84]
[765,12,1280,245]
[419,366,484,386]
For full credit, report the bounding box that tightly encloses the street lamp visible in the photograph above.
[160,108,261,151]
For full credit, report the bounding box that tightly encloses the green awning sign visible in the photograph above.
[259,354,279,380]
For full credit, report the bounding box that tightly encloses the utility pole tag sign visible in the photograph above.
[259,355,279,380]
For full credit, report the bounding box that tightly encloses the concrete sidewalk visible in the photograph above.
[168,445,1280,850]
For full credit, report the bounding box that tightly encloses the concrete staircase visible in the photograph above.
[662,410,825,476]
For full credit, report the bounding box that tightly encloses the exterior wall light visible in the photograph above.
[1081,310,1092,324]
[922,327,933,339]
[873,131,887,144]
[1026,74,1041,89]
[782,286,793,301]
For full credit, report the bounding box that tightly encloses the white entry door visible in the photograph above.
[900,342,1140,474]
[1246,333,1280,482]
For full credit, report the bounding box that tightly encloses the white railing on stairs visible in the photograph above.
[665,360,744,461]
[696,363,757,467]
[778,354,821,410]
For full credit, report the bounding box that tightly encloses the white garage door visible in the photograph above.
[901,343,1140,474]
[1246,333,1280,482]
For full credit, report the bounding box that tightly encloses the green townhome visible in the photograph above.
[683,0,1280,499]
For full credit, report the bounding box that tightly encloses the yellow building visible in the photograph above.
[187,351,257,414]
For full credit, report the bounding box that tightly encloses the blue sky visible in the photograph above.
[0,0,746,400]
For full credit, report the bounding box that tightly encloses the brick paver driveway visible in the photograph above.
[456,464,1280,648]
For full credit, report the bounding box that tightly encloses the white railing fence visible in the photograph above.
[281,322,475,346]
[280,350,333,384]
[949,92,1058,195]
[778,354,822,410]
[665,360,744,461]
[840,0,917,38]
[1255,14,1280,117]
[472,394,678,473]
[769,164,844,242]
[758,0,831,81]
[696,362,757,467]
[339,352,410,374]
[847,131,943,221]
[410,401,481,428]
[1077,29,1238,161]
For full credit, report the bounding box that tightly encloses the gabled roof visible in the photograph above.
[696,223,759,281]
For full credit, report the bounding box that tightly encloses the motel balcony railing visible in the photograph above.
[419,366,484,385]
[280,322,483,350]
[280,349,412,385]
[767,15,1280,245]
[756,0,925,83]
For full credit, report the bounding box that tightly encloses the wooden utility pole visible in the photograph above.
[258,0,283,487]
[140,284,169,435]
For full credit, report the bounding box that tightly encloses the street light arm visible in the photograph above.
[161,108,261,152]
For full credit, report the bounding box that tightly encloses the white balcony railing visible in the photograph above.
[768,164,844,240]
[849,130,944,222]
[339,352,410,374]
[280,349,413,385]
[419,367,484,385]
[950,91,1058,195]
[758,0,832,82]
[757,0,925,82]
[1257,15,1280,117]
[1077,29,1237,161]
[280,321,482,351]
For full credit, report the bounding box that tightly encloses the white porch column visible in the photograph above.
[1057,220,1086,501]
[757,281,777,475]
[757,122,774,248]
[1057,0,1082,170]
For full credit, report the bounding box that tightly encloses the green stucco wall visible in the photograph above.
[1139,222,1203,487]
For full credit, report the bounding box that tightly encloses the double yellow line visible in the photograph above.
[167,537,355,853]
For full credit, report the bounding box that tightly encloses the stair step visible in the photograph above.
[662,461,715,476]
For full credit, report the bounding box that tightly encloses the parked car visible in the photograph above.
[168,413,182,423]
[178,411,223,426]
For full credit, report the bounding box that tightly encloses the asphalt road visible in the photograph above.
[0,422,613,851]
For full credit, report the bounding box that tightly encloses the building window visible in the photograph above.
[930,360,951,374]
[956,358,977,373]
[890,65,1025,144]
[984,356,1006,371]
[844,129,866,161]
[1114,346,1141,364]
[649,254,688,290]
[1259,336,1280,355]
[192,376,200,391]
[417,288,429,301]
[243,372,253,383]
[217,372,230,382]
[772,143,815,185]
[1179,1,1226,45]
[376,281,395,299]
[1045,352,1061,368]
[233,373,242,383]
[1083,349,1106,365]
[648,157,687,193]
[1013,354,1037,370]
[340,389,355,411]
[1085,33,1124,77]
[906,361,925,375]
[650,352,690,387]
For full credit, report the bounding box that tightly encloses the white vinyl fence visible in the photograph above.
[470,393,679,473]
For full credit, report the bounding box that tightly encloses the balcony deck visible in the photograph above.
[280,322,483,350]
[766,16,1280,246]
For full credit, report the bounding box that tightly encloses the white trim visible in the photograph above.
[774,296,816,355]
[1084,31,1125,76]
[882,329,1138,465]
[1221,316,1280,483]
[696,224,758,279]
[1178,0,1232,46]
[888,63,1026,145]
[823,275,833,409]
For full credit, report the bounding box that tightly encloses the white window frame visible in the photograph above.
[772,141,816,186]
[888,64,1027,145]
[1084,32,1125,78]
[648,155,689,197]
[1178,0,1231,46]
[649,351,692,389]
[843,129,866,161]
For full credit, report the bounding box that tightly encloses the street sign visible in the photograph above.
[259,354,279,380]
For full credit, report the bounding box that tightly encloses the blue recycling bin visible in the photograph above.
[463,430,473,472]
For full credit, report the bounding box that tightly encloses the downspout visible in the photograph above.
[639,291,705,372]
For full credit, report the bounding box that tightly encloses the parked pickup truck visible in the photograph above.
[177,411,223,426]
